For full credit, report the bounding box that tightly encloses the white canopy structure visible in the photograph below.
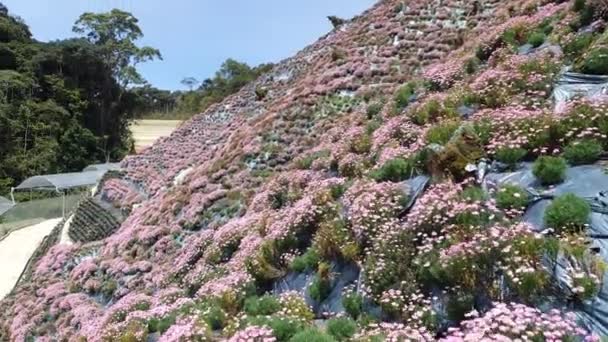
[82,163,121,172]
[0,196,13,216]
[14,171,106,191]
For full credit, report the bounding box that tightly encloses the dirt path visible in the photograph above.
[0,218,61,299]
[130,120,182,152]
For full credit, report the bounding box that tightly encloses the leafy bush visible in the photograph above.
[309,262,332,302]
[426,120,460,145]
[577,47,608,75]
[244,295,281,316]
[371,157,414,182]
[326,317,357,341]
[545,193,590,233]
[464,57,480,75]
[248,315,305,341]
[290,328,337,342]
[563,139,603,165]
[366,102,383,119]
[147,315,176,334]
[533,156,567,185]
[290,248,320,272]
[394,82,416,111]
[342,292,363,319]
[202,305,227,330]
[527,32,546,48]
[496,184,529,211]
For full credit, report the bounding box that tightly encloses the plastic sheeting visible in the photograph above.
[273,262,360,315]
[15,171,106,191]
[553,72,608,111]
[0,196,13,216]
[483,163,608,335]
[82,163,121,172]
[271,175,430,316]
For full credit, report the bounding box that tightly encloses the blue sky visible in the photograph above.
[3,0,376,90]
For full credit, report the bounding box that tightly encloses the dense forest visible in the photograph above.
[0,3,162,195]
[0,3,270,195]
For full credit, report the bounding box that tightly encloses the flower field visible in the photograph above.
[3,0,608,340]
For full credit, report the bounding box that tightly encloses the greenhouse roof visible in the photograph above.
[0,196,13,216]
[15,170,106,191]
[82,163,121,172]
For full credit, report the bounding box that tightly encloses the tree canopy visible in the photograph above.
[0,4,158,195]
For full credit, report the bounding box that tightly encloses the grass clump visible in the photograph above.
[394,82,417,111]
[533,156,567,185]
[366,102,383,119]
[290,248,320,273]
[290,328,337,342]
[309,262,332,302]
[342,292,363,319]
[326,317,357,341]
[544,193,590,233]
[563,139,603,165]
[244,295,281,316]
[248,315,305,341]
[496,184,529,211]
[577,47,608,75]
[495,147,528,169]
[371,157,415,182]
[527,32,546,48]
[425,120,460,145]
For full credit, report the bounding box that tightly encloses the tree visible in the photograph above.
[181,77,199,91]
[73,9,162,89]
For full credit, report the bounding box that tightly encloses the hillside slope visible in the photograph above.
[3,0,608,340]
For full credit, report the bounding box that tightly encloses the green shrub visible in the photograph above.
[366,102,383,119]
[309,275,331,302]
[342,292,363,319]
[461,186,487,202]
[577,47,608,75]
[564,32,594,58]
[495,147,528,168]
[545,193,590,233]
[533,156,567,185]
[527,32,546,48]
[573,0,587,12]
[249,315,305,341]
[202,305,226,330]
[446,292,474,321]
[371,157,414,182]
[425,120,460,145]
[464,57,480,75]
[563,139,603,165]
[350,134,372,154]
[394,82,416,111]
[326,317,357,341]
[244,295,281,316]
[290,328,337,342]
[147,315,176,334]
[290,248,320,272]
[496,184,529,211]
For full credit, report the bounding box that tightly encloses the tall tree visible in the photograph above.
[72,9,161,159]
[73,9,162,89]
[181,77,199,91]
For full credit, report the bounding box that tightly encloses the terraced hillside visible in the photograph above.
[3,0,608,341]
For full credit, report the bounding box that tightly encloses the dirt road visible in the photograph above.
[0,218,62,298]
[130,120,182,152]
